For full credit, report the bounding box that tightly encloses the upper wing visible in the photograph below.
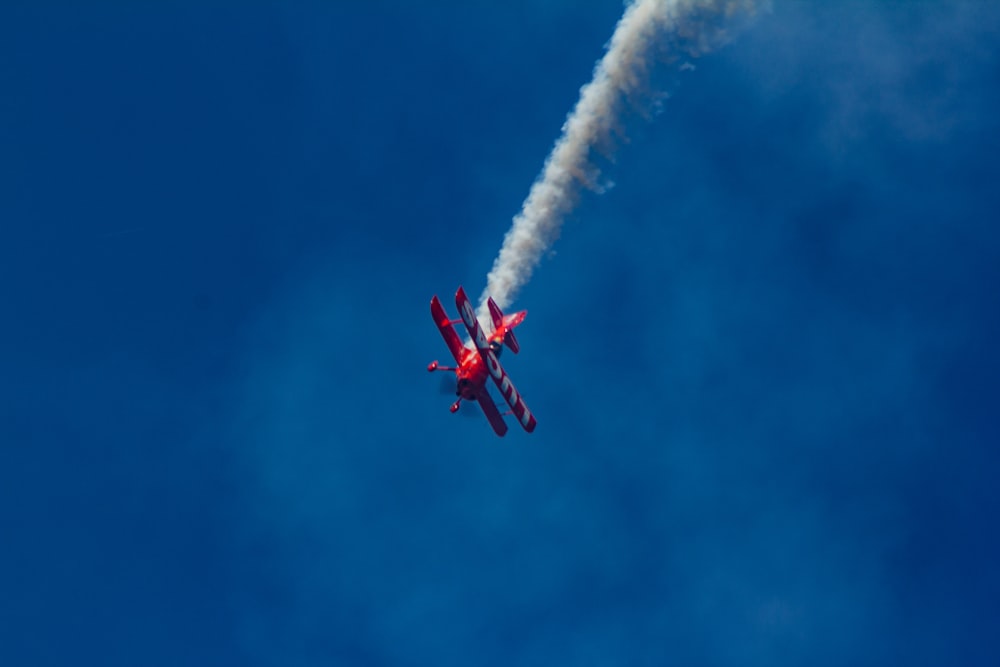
[475,387,508,437]
[455,286,537,433]
[430,295,465,364]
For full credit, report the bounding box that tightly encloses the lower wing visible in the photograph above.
[475,388,508,437]
[430,295,466,364]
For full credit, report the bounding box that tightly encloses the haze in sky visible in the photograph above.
[1,1,998,665]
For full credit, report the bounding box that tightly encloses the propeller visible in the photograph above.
[438,373,457,396]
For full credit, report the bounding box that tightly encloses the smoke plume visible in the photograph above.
[477,0,762,320]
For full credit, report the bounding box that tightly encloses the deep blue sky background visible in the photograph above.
[2,1,999,665]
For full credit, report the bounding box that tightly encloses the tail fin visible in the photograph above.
[487,297,523,355]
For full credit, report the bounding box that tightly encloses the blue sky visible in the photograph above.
[2,1,999,665]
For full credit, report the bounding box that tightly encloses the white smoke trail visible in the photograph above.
[477,0,762,322]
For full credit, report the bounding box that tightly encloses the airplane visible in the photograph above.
[427,286,537,437]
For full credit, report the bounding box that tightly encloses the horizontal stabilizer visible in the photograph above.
[504,329,520,355]
[487,297,504,331]
[487,296,525,354]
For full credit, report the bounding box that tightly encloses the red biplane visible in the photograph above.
[427,286,537,436]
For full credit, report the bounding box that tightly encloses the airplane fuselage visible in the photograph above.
[455,347,487,400]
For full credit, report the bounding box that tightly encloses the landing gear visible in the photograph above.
[427,360,457,373]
